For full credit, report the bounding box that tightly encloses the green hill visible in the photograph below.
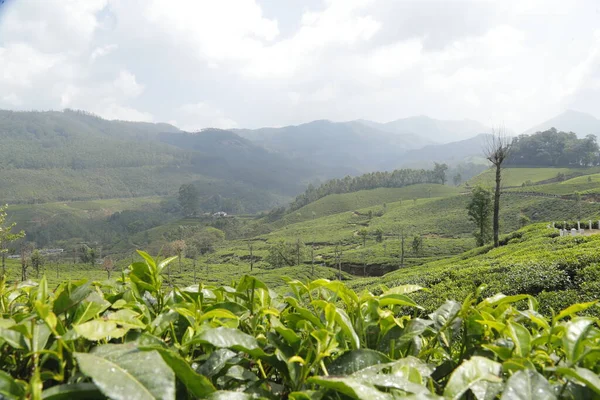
[466,166,600,188]
[508,172,600,196]
[0,110,310,210]
[353,223,600,314]
[267,184,460,229]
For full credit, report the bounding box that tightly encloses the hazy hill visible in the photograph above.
[235,119,429,173]
[397,134,491,168]
[158,129,316,194]
[360,115,491,143]
[522,110,600,137]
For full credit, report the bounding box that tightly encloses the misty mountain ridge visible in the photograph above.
[3,108,600,209]
[522,110,600,137]
[357,115,491,143]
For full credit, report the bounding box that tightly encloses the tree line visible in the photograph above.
[507,128,599,167]
[289,164,448,212]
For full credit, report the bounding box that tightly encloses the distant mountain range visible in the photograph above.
[358,116,491,143]
[2,108,599,209]
[235,116,492,172]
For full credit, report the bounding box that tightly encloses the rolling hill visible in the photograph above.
[0,110,314,208]
[360,115,491,143]
[235,119,421,173]
[396,133,491,168]
[522,109,600,137]
[235,117,493,173]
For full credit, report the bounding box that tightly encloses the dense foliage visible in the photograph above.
[0,110,304,206]
[0,253,599,399]
[467,186,493,246]
[290,167,447,212]
[508,128,599,167]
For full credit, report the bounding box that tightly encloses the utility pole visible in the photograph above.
[193,257,197,283]
[338,249,342,280]
[311,246,315,276]
[296,238,301,266]
[400,232,405,268]
[248,243,254,271]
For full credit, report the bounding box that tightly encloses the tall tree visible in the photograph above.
[30,249,44,278]
[357,228,369,247]
[411,235,423,256]
[178,184,200,217]
[453,173,462,186]
[467,186,493,246]
[484,130,512,247]
[433,163,448,185]
[171,240,186,273]
[0,205,25,276]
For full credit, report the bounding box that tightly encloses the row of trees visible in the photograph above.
[507,128,599,167]
[290,164,448,211]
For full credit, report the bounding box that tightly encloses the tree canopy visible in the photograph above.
[508,128,599,167]
[290,167,442,211]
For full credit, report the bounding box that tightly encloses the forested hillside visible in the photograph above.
[0,110,315,208]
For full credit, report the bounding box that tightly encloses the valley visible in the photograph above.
[2,111,600,399]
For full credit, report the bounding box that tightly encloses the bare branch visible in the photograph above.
[483,125,512,167]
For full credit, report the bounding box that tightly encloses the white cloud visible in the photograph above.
[101,104,154,122]
[90,44,118,61]
[175,103,238,130]
[0,0,600,133]
[0,44,62,88]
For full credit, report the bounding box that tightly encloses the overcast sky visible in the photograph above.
[1,0,600,132]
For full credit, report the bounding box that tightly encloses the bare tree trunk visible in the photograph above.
[400,232,405,268]
[311,246,314,276]
[493,164,501,247]
[193,257,197,283]
[296,239,300,266]
[20,247,27,282]
[249,243,253,271]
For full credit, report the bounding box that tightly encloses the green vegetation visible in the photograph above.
[1,254,599,399]
[266,184,459,228]
[467,167,600,188]
[354,224,600,313]
[0,110,306,210]
[508,128,599,166]
[508,173,600,196]
[289,167,448,212]
[467,186,492,246]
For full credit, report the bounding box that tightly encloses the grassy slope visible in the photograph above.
[467,167,600,188]
[1,257,352,291]
[7,197,164,224]
[350,224,600,314]
[508,172,600,195]
[267,184,460,229]
[8,167,600,300]
[0,167,211,203]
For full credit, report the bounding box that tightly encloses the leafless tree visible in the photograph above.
[483,127,512,247]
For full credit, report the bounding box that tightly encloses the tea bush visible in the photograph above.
[0,252,599,399]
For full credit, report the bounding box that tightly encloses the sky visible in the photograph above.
[1,0,600,132]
